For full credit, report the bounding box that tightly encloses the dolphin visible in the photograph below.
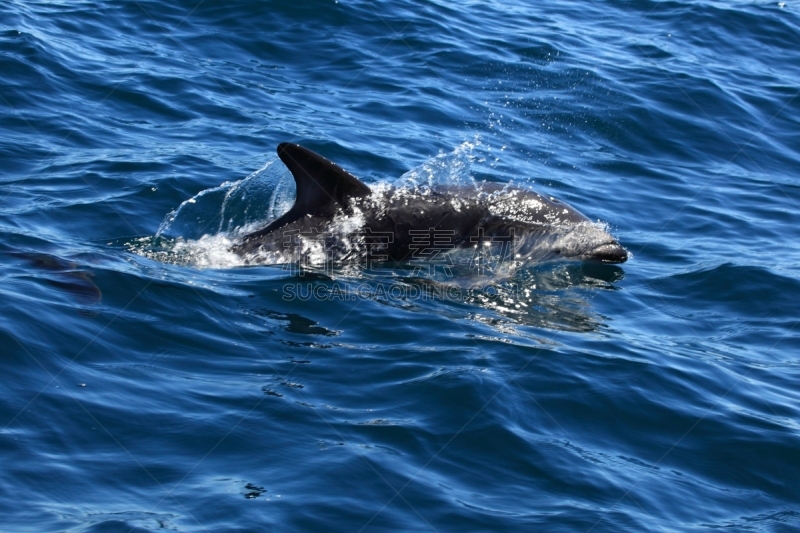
[232,143,627,265]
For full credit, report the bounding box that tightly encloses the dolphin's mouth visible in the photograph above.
[583,242,628,263]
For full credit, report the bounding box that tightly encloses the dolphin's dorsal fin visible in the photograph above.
[256,143,372,234]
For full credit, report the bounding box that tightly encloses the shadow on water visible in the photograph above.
[249,307,340,337]
[6,250,103,314]
[418,261,624,333]
[269,260,625,335]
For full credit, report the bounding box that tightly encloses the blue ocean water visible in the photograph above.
[2,0,800,531]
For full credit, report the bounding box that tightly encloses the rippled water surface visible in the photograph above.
[2,1,799,531]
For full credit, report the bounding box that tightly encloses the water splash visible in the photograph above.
[394,137,481,191]
[132,158,296,268]
[155,159,295,240]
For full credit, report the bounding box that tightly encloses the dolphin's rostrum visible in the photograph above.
[233,143,628,265]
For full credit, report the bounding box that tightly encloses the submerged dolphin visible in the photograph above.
[233,143,627,264]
